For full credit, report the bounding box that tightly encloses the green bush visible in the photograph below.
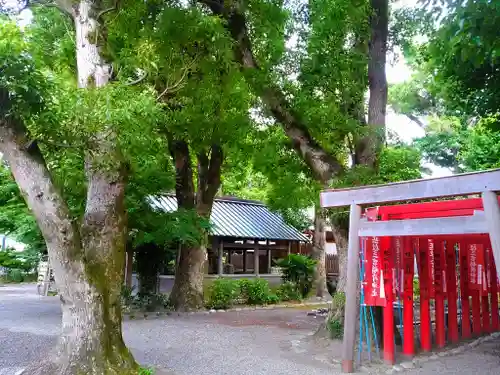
[132,292,172,312]
[6,268,24,283]
[238,278,272,305]
[207,278,240,309]
[327,318,344,339]
[121,285,136,307]
[266,293,280,304]
[276,281,302,301]
[276,254,316,298]
[237,278,252,300]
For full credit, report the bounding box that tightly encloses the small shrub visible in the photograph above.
[276,254,316,298]
[23,273,38,282]
[6,268,24,283]
[238,278,272,305]
[276,281,302,301]
[121,285,136,307]
[237,278,252,301]
[332,292,346,308]
[207,278,240,309]
[266,293,280,304]
[327,318,344,339]
[132,292,171,312]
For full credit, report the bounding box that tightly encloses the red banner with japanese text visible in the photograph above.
[432,239,448,299]
[363,236,386,306]
[403,238,415,301]
[468,243,487,296]
[392,237,403,296]
[427,239,436,299]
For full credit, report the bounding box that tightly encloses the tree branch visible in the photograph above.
[406,113,426,128]
[156,57,198,101]
[196,0,344,184]
[0,116,82,264]
[195,144,222,216]
[125,71,147,86]
[167,135,195,210]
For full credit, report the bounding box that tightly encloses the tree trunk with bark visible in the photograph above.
[311,207,330,300]
[0,116,137,375]
[168,139,223,310]
[356,0,389,168]
[331,216,349,294]
[0,1,141,373]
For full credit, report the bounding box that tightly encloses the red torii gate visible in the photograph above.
[320,169,500,373]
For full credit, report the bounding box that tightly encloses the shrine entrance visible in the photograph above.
[319,169,500,373]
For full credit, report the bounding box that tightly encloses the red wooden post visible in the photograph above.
[469,243,483,335]
[445,239,459,343]
[418,238,432,351]
[459,241,471,338]
[482,294,491,332]
[434,239,446,348]
[482,242,492,332]
[471,290,482,334]
[489,244,499,331]
[403,237,414,356]
[381,234,395,364]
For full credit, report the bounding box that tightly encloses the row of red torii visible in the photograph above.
[319,168,500,373]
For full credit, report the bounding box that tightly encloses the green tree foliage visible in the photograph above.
[389,0,500,173]
[0,164,45,254]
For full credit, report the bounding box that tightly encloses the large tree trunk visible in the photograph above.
[331,217,349,294]
[311,207,330,300]
[169,140,223,310]
[355,0,389,168]
[0,0,139,373]
[0,121,137,374]
[170,243,208,310]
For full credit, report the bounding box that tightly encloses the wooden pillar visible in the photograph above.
[482,191,500,281]
[341,204,361,373]
[402,237,414,357]
[459,241,471,339]
[267,249,272,273]
[254,241,260,276]
[382,235,395,364]
[217,239,224,276]
[418,238,432,350]
[445,240,459,343]
[287,242,291,256]
[243,249,247,273]
[434,239,446,348]
[489,246,499,331]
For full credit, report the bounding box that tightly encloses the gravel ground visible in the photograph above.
[1,284,500,375]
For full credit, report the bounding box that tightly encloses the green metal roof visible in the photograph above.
[147,195,309,242]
